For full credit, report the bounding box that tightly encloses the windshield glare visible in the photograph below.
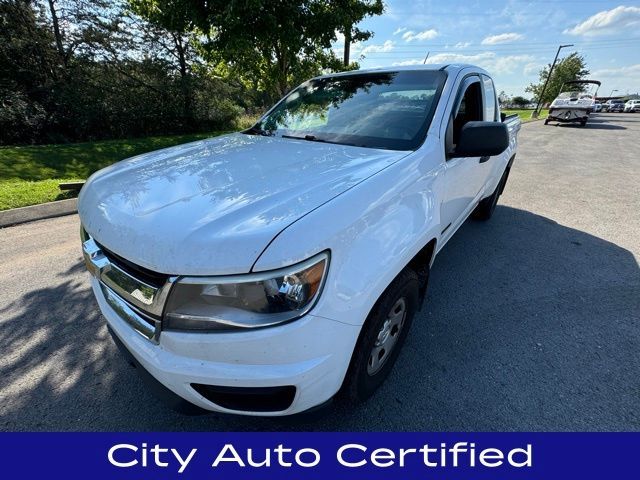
[248,70,447,150]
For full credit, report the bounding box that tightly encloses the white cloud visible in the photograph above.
[402,29,439,42]
[481,32,524,45]
[392,27,407,36]
[421,51,534,75]
[361,40,395,55]
[453,41,471,49]
[591,64,640,92]
[592,63,640,77]
[391,59,423,66]
[523,62,543,76]
[564,6,640,36]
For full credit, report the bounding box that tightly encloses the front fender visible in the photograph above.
[252,146,444,327]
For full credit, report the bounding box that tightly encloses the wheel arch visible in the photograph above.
[407,237,437,302]
[499,153,516,195]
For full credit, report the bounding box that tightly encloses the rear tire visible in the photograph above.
[342,269,419,403]
[472,166,510,221]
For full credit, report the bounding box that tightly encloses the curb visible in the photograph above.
[0,198,78,228]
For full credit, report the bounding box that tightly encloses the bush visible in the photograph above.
[0,1,249,146]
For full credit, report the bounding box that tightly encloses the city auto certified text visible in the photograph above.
[108,442,532,473]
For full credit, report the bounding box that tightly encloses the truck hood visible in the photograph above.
[78,133,408,275]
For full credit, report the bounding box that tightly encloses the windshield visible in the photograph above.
[246,70,447,150]
[557,91,593,100]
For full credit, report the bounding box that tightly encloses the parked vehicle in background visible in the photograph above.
[79,64,520,416]
[604,100,625,112]
[624,100,640,112]
[593,101,602,112]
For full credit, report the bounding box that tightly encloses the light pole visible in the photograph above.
[532,44,574,118]
[609,89,618,98]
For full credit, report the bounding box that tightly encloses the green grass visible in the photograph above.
[0,179,80,211]
[0,131,229,211]
[0,132,229,181]
[503,109,549,122]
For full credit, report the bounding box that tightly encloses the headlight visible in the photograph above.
[164,252,329,331]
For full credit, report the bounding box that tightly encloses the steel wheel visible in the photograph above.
[367,297,407,375]
[342,268,419,403]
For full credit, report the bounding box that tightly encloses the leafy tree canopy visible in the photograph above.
[1,0,385,144]
[511,96,530,107]
[131,0,384,100]
[526,52,590,105]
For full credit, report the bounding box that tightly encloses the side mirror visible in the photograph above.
[454,121,509,157]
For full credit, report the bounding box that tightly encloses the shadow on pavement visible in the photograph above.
[1,206,639,431]
[553,122,626,130]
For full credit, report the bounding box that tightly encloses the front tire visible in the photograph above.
[342,269,419,403]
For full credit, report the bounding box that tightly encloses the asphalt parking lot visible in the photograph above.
[1,113,639,431]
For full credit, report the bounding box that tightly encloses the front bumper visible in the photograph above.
[92,277,360,416]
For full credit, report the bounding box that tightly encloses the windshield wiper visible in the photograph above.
[281,134,358,147]
[244,125,273,136]
[281,134,322,141]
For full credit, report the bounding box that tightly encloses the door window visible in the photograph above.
[450,80,483,148]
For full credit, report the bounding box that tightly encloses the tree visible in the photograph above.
[0,0,59,143]
[332,0,384,66]
[511,96,529,108]
[170,0,384,100]
[41,0,116,66]
[1,0,248,144]
[498,90,509,106]
[3,0,385,145]
[526,52,589,105]
[129,0,201,123]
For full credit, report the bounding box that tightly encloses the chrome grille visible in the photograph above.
[82,232,176,343]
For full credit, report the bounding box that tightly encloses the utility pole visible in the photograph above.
[422,51,430,64]
[532,44,573,118]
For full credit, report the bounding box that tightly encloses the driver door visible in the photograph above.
[440,75,491,239]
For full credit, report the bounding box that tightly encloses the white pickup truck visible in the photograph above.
[79,64,520,416]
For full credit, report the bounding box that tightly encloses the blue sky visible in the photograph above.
[333,1,640,98]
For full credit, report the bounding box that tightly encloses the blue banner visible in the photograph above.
[0,432,637,478]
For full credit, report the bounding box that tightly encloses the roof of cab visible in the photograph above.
[314,63,490,80]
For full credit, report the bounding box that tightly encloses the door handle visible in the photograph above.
[479,156,490,163]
